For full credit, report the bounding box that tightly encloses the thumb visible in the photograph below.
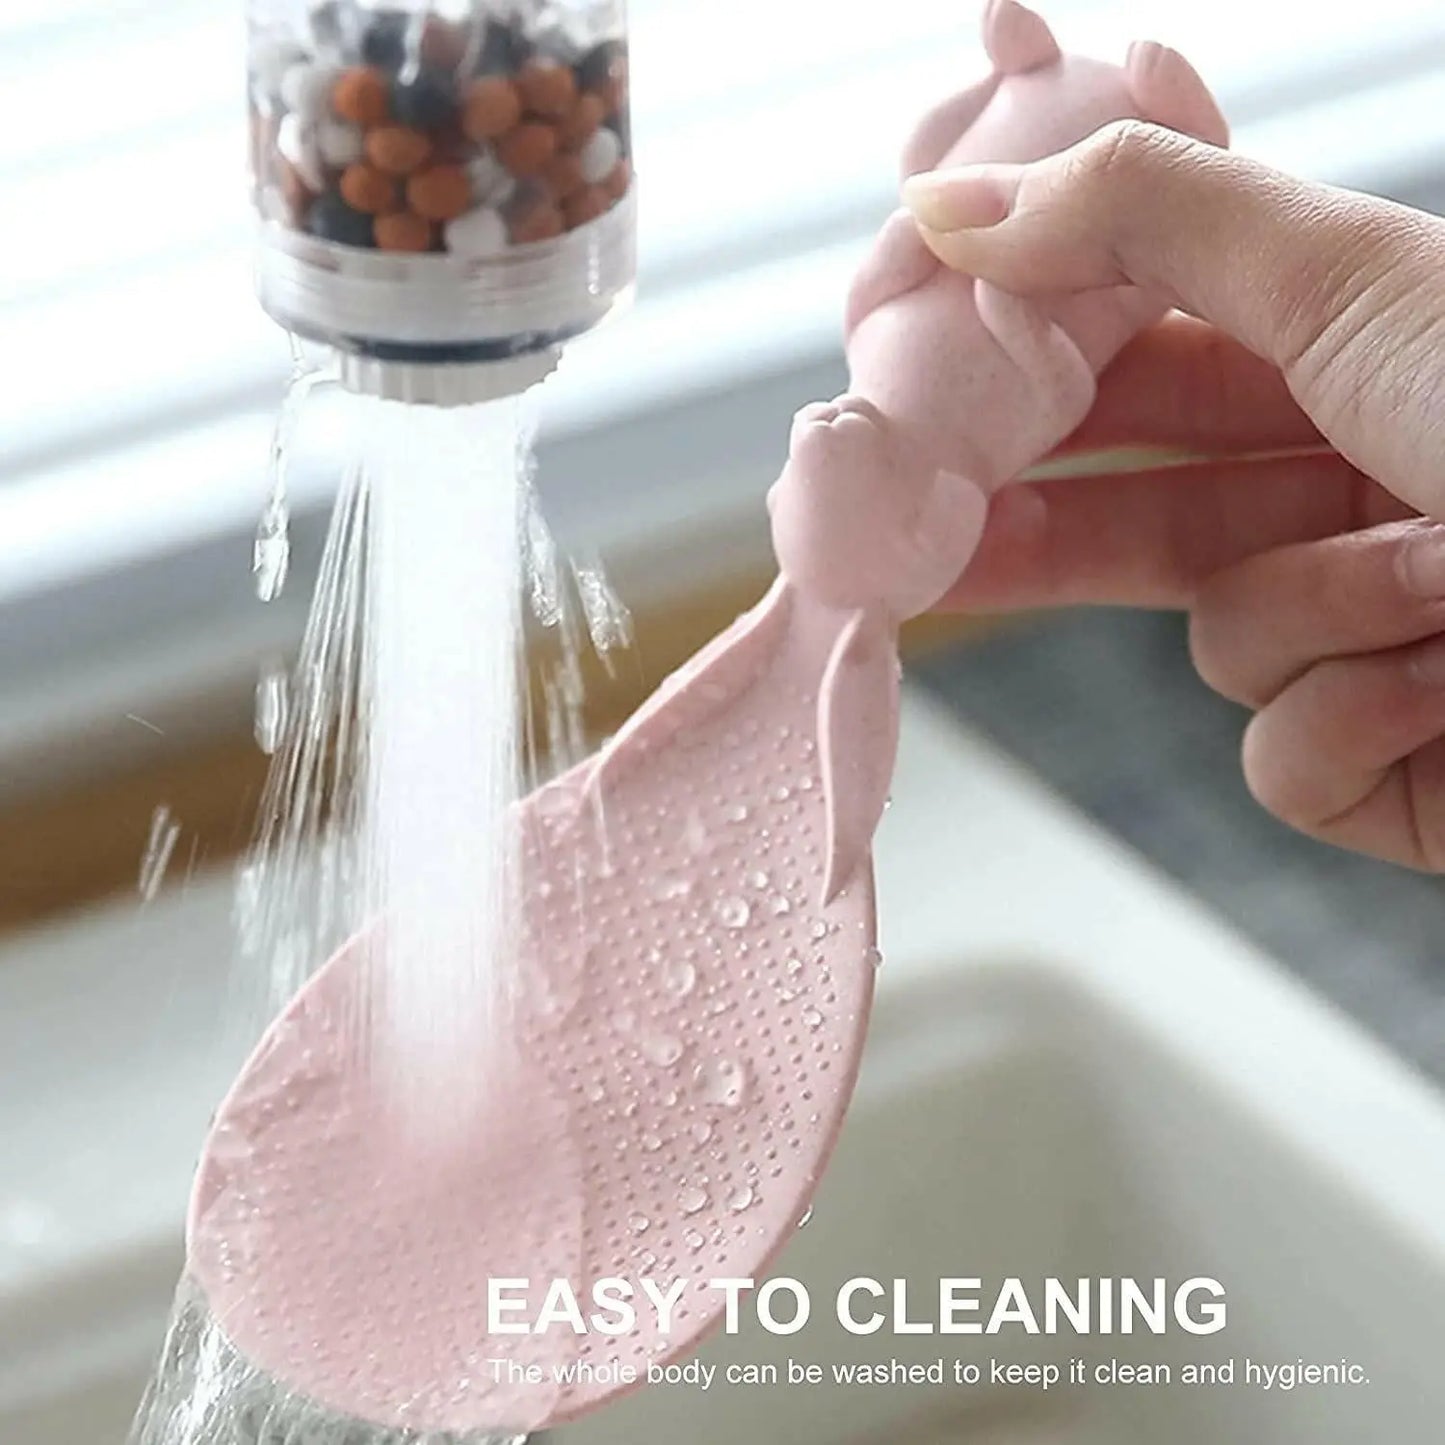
[901,121,1445,518]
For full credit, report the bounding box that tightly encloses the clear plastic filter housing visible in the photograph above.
[247,0,636,401]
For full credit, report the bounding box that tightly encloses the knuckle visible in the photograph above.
[1274,202,1445,409]
[1044,120,1198,284]
[1066,118,1184,195]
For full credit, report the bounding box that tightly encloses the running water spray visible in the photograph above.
[359,395,530,1128]
[132,362,633,1443]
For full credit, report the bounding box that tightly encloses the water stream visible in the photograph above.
[130,361,631,1444]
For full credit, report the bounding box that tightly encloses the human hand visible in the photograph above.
[901,122,1445,869]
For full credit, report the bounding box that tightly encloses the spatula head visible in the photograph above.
[188,584,880,1434]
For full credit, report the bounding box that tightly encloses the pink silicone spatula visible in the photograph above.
[184,3,1227,1436]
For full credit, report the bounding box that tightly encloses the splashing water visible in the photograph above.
[519,452,634,777]
[572,555,633,664]
[233,443,372,1019]
[253,361,329,604]
[138,805,181,902]
[253,663,289,755]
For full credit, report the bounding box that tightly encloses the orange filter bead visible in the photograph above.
[495,122,558,178]
[557,92,606,149]
[516,60,577,120]
[365,125,434,176]
[508,197,564,245]
[339,163,399,215]
[332,67,390,127]
[374,210,435,253]
[562,184,610,230]
[542,148,585,201]
[463,76,522,141]
[602,158,632,201]
[407,164,472,222]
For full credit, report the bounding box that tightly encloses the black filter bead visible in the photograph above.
[575,39,624,92]
[360,9,410,70]
[309,191,375,248]
[393,67,457,128]
[475,18,532,76]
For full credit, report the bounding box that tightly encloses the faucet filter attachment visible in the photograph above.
[247,0,635,403]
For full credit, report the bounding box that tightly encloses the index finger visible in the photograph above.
[903,123,1445,516]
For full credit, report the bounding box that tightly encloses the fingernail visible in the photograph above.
[1398,525,1445,598]
[902,168,1012,233]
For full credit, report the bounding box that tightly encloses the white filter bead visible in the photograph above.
[465,149,507,203]
[278,113,326,192]
[252,39,307,103]
[579,127,621,185]
[279,61,337,123]
[316,118,364,168]
[445,206,510,260]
